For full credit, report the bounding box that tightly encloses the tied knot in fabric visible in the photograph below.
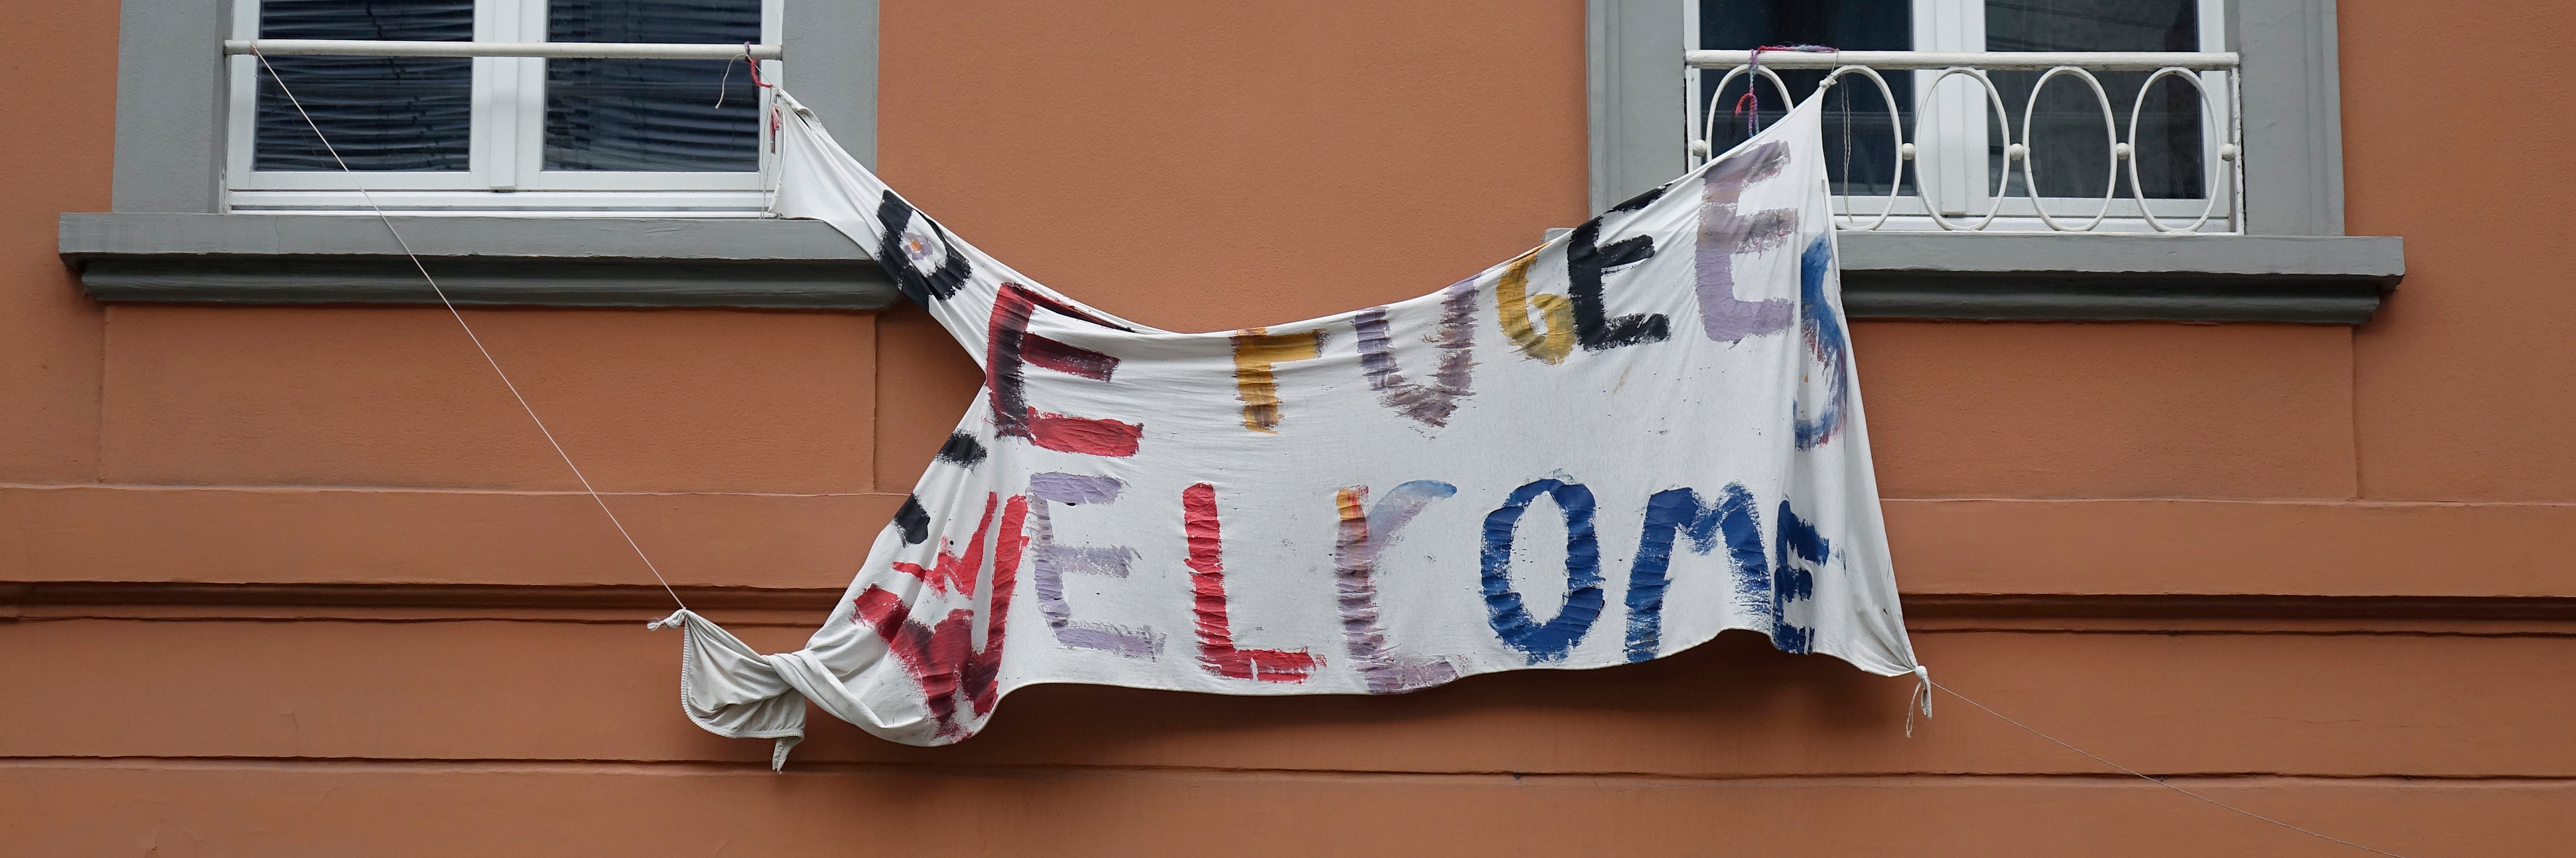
[1905,664,1934,737]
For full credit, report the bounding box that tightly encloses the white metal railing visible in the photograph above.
[1687,50,2243,234]
[222,39,780,60]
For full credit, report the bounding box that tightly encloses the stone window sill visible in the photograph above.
[59,213,899,310]
[1834,232,2403,324]
[63,214,2400,323]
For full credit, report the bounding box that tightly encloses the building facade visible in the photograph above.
[4,0,2569,853]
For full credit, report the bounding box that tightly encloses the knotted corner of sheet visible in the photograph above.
[655,609,808,771]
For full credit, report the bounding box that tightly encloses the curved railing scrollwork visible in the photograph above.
[1686,50,2242,234]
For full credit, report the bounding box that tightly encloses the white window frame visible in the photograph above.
[223,0,785,215]
[1681,0,2240,233]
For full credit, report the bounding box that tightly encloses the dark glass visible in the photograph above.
[1701,0,1912,196]
[255,0,474,172]
[1986,0,2204,199]
[545,0,763,172]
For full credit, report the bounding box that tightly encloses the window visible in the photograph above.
[80,0,882,311]
[1582,0,2395,322]
[225,0,783,214]
[1688,0,2234,231]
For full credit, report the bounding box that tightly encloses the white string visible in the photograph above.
[1927,678,2417,858]
[253,50,688,612]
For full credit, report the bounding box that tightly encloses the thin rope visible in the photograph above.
[1838,78,1854,220]
[253,50,688,612]
[1733,44,1839,139]
[1928,679,2416,858]
[713,53,735,108]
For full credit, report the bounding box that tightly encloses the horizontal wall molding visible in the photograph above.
[1900,593,2576,623]
[0,484,906,592]
[0,581,834,612]
[1839,233,2403,278]
[61,213,899,310]
[61,213,872,260]
[75,256,896,310]
[1841,272,2382,324]
[66,215,2400,321]
[9,582,2572,632]
[7,486,2572,599]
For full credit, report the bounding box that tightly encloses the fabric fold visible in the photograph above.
[658,89,1921,763]
[654,609,807,770]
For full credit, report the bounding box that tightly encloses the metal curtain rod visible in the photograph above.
[223,39,782,60]
[1686,50,2237,71]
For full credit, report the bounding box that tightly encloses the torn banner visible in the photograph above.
[659,91,1919,761]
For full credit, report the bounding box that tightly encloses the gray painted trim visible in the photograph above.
[78,257,894,309]
[1835,232,2399,278]
[113,0,230,212]
[1550,230,2400,322]
[70,214,2399,321]
[1836,232,2397,323]
[62,213,895,310]
[1842,275,2380,323]
[783,0,877,167]
[1586,0,1688,215]
[110,0,879,212]
[61,213,871,260]
[2233,0,2345,235]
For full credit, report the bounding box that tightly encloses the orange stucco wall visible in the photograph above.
[4,0,2570,854]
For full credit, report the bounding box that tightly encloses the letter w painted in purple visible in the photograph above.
[1027,472,1161,659]
[1352,279,1478,428]
[1333,480,1462,693]
[1694,140,1800,342]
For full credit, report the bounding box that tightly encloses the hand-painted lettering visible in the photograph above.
[1495,249,1575,364]
[1334,481,1462,693]
[1479,478,1606,663]
[890,493,1003,595]
[1184,482,1321,681]
[1694,141,1800,342]
[1623,484,1772,661]
[874,191,972,304]
[1028,472,1160,659]
[1792,236,1850,449]
[1565,209,1671,352]
[893,494,931,545]
[1230,328,1327,433]
[852,493,1030,739]
[987,284,1145,456]
[1354,279,1478,428]
[936,432,989,467]
[1769,499,1826,654]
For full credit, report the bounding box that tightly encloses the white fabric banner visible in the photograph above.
[660,91,1919,762]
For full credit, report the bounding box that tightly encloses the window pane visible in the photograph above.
[255,0,474,172]
[1700,0,1912,196]
[545,0,763,172]
[1986,0,2205,199]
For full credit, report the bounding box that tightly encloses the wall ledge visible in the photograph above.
[5,486,2575,630]
[6,582,2567,633]
[59,212,899,310]
[1836,232,2405,324]
[63,215,2401,321]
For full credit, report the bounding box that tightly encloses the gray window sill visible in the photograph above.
[64,214,2400,323]
[60,213,899,310]
[1834,232,2403,324]
[1529,229,2401,324]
